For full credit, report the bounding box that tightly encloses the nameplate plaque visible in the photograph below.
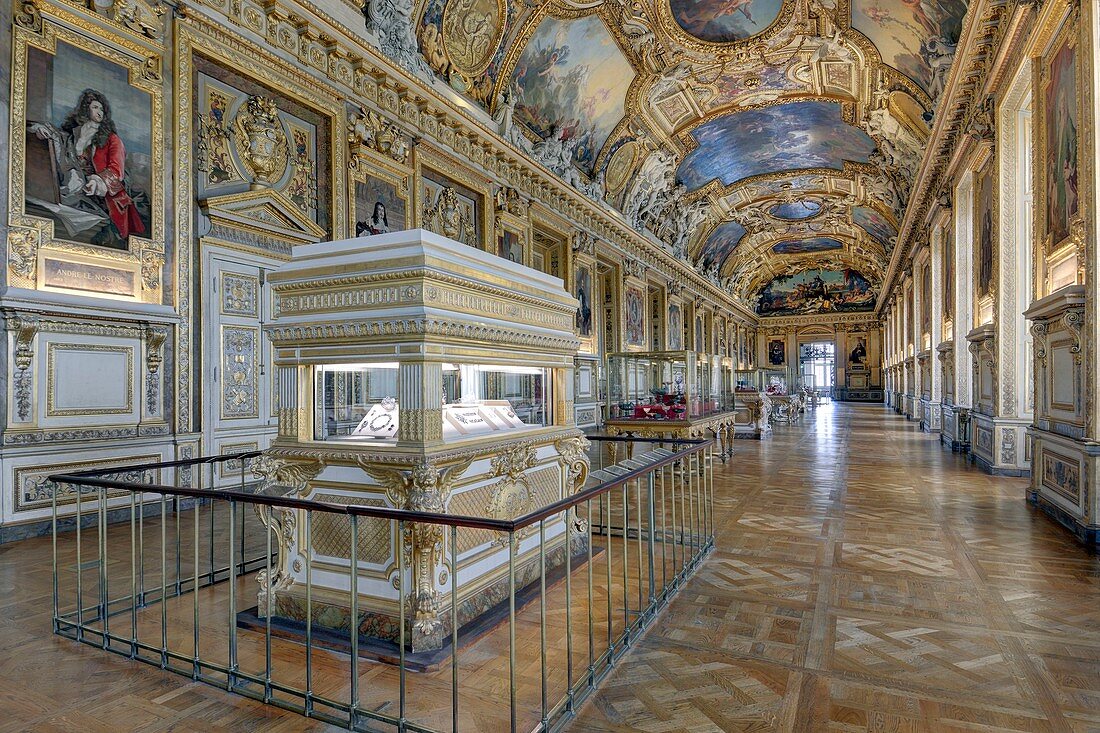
[43,257,137,297]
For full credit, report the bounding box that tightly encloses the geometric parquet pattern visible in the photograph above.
[3,403,1100,732]
[572,404,1100,732]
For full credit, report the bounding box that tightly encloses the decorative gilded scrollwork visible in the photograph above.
[347,105,410,164]
[7,228,39,282]
[14,0,41,31]
[10,317,39,423]
[233,96,290,186]
[1062,310,1083,356]
[423,186,475,244]
[357,457,472,650]
[250,455,315,615]
[145,325,167,416]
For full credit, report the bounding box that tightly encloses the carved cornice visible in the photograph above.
[176,11,758,324]
[875,0,1014,311]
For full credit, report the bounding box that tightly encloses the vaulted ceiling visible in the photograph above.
[413,0,969,314]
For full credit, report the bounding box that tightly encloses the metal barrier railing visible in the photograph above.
[49,436,714,732]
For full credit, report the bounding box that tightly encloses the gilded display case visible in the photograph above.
[258,229,589,651]
[603,350,736,457]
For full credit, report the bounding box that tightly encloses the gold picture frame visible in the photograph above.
[350,147,412,238]
[8,8,165,303]
[1035,14,1085,259]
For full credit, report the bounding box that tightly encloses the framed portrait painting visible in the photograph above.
[575,263,594,337]
[768,338,785,366]
[975,158,994,298]
[624,286,645,347]
[352,157,408,238]
[497,223,525,265]
[13,25,161,254]
[1042,24,1080,251]
[848,333,868,370]
[667,302,682,350]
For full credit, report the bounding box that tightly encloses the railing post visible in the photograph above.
[646,471,656,606]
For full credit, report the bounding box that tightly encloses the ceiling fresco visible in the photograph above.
[511,16,635,173]
[851,0,967,97]
[403,0,971,314]
[676,102,878,191]
[772,236,843,254]
[770,199,822,220]
[698,220,748,270]
[669,0,786,44]
[852,205,898,249]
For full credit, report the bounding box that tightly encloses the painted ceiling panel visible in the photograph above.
[677,101,878,191]
[772,237,842,254]
[757,268,876,316]
[852,205,898,249]
[670,0,785,44]
[407,0,967,316]
[698,220,747,269]
[852,0,968,96]
[512,16,634,173]
[770,199,822,220]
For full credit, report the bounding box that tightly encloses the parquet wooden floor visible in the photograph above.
[572,403,1100,733]
[2,403,1099,731]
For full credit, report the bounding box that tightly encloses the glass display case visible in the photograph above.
[606,350,735,423]
[314,362,549,443]
[261,230,590,653]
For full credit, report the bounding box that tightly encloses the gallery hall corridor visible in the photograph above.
[573,403,1100,732]
[4,404,1100,732]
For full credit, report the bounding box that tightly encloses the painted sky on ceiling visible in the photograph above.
[771,237,842,254]
[512,16,634,173]
[757,268,876,315]
[698,221,747,269]
[852,206,898,249]
[852,0,968,93]
[670,0,785,43]
[770,199,822,220]
[677,101,878,191]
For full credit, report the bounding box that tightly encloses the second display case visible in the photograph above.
[604,350,737,457]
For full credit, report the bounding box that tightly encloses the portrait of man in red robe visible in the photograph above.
[27,88,149,249]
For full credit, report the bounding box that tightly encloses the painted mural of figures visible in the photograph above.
[27,88,148,249]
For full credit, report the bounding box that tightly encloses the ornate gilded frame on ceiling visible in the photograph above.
[413,142,494,251]
[8,2,165,304]
[173,18,347,437]
[653,0,795,53]
[488,0,647,178]
[1032,2,1089,270]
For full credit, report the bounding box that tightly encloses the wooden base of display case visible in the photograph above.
[604,411,737,460]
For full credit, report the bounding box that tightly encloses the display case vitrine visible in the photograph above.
[257,230,589,653]
[604,350,737,456]
[732,369,772,439]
